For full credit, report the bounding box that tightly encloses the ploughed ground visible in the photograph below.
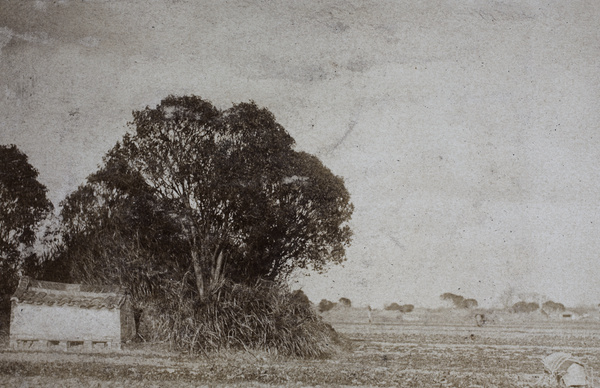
[1,308,599,387]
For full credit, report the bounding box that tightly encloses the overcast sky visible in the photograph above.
[1,0,599,308]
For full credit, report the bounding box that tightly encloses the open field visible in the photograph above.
[1,309,600,387]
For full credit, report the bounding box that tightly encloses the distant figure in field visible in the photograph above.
[475,313,486,327]
[367,305,373,324]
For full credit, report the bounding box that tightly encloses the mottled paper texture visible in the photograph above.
[1,0,599,309]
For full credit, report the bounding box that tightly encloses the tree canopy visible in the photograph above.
[0,144,53,294]
[56,96,353,299]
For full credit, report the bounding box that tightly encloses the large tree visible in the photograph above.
[0,144,53,295]
[59,96,353,299]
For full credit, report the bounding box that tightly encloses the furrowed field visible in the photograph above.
[1,308,599,387]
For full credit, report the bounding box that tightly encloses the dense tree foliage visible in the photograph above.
[0,145,53,295]
[44,172,189,302]
[54,96,353,300]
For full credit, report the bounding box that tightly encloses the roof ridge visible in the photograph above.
[11,277,128,310]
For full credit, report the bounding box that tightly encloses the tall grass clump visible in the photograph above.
[139,279,347,358]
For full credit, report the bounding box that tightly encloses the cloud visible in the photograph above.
[79,36,100,48]
[0,26,52,53]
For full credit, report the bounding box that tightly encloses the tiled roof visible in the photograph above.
[28,279,123,294]
[11,277,127,309]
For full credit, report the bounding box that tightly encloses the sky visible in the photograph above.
[1,0,599,309]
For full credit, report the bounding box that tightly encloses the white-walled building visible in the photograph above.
[10,277,135,351]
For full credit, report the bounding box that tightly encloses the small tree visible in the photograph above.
[318,299,336,312]
[441,292,464,307]
[399,304,414,313]
[542,300,565,313]
[441,293,477,309]
[292,289,311,305]
[463,298,478,309]
[338,297,352,308]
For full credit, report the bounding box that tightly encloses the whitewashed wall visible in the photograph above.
[11,303,121,342]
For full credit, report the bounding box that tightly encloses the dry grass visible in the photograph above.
[138,280,348,358]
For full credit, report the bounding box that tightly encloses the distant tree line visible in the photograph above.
[316,299,415,313]
[384,303,414,313]
[509,300,566,314]
[318,297,352,312]
[511,301,539,313]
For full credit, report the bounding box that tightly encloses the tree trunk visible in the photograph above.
[190,248,205,299]
[210,244,221,282]
[212,249,225,285]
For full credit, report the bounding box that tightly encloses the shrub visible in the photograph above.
[338,297,352,308]
[399,304,414,313]
[441,293,478,309]
[511,301,539,313]
[140,280,345,358]
[542,300,565,312]
[462,299,478,309]
[318,299,337,312]
[441,292,465,308]
[292,289,311,305]
[385,303,414,312]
